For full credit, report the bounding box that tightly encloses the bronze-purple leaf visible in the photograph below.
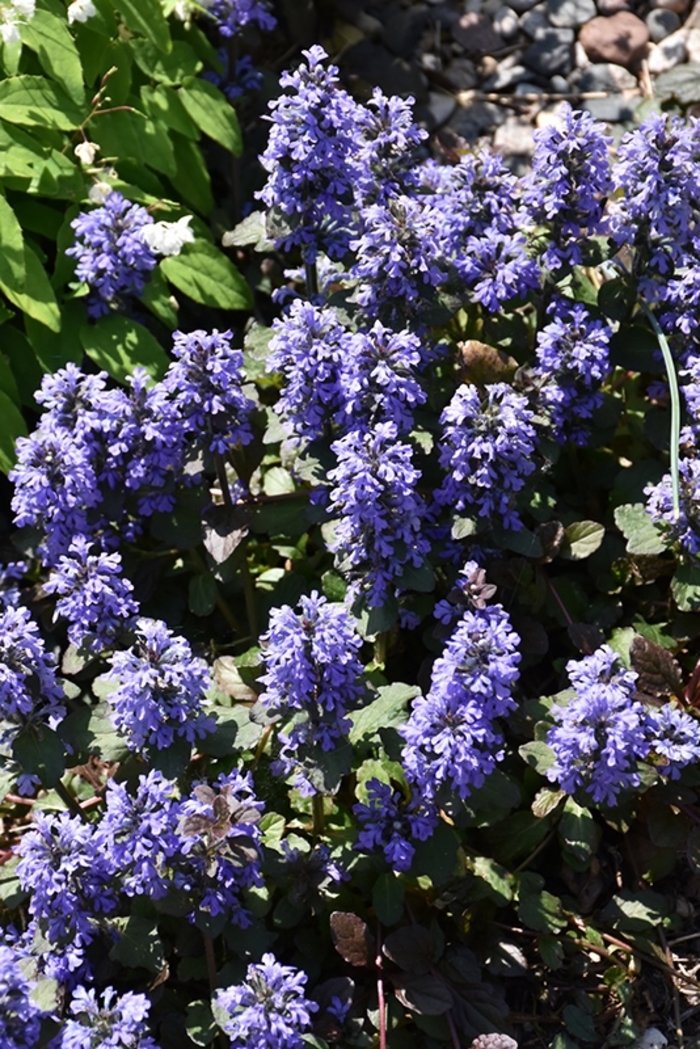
[329,912,375,967]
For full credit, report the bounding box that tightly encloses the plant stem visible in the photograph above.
[54,779,89,823]
[639,300,681,521]
[304,260,319,298]
[215,453,233,508]
[312,793,325,835]
[376,921,387,1049]
[241,553,259,641]
[204,933,217,994]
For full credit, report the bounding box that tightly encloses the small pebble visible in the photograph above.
[649,0,690,12]
[547,0,597,28]
[646,8,682,40]
[520,3,549,36]
[596,0,630,11]
[493,5,520,40]
[687,25,700,61]
[523,26,575,74]
[632,1029,668,1049]
[508,0,540,11]
[578,12,650,67]
[647,28,688,73]
[483,62,529,89]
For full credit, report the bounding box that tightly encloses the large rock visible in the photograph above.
[452,12,505,55]
[578,12,650,68]
[523,27,575,74]
[571,61,638,91]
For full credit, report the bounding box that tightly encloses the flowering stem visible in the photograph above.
[203,933,217,994]
[54,779,89,823]
[241,553,259,641]
[215,453,233,508]
[540,570,573,627]
[311,793,325,835]
[304,260,319,298]
[639,301,681,521]
[375,921,387,1049]
[446,1008,463,1049]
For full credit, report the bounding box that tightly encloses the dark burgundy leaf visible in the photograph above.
[202,504,251,565]
[329,912,375,967]
[630,635,683,699]
[567,623,605,655]
[393,973,453,1015]
[383,925,436,974]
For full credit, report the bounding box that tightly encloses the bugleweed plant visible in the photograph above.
[5,17,700,1049]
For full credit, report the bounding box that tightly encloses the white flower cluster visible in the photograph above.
[1,0,35,46]
[139,216,195,257]
[67,0,96,24]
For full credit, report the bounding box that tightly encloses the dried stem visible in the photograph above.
[54,779,89,823]
[376,921,387,1049]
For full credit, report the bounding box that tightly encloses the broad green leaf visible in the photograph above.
[0,195,25,296]
[518,740,555,775]
[0,75,86,129]
[25,301,84,372]
[0,243,60,331]
[138,265,179,328]
[614,503,667,556]
[372,873,404,927]
[482,810,553,866]
[671,563,700,612]
[140,83,198,139]
[600,889,673,932]
[21,11,85,103]
[349,683,419,743]
[160,241,252,310]
[451,514,477,540]
[263,465,296,496]
[0,37,22,76]
[90,108,176,178]
[560,520,606,561]
[559,798,600,865]
[0,388,27,472]
[130,39,201,85]
[13,726,65,784]
[168,132,213,214]
[116,0,171,53]
[1,325,44,406]
[189,573,218,617]
[0,348,20,405]
[179,76,242,155]
[185,1001,217,1048]
[80,314,170,383]
[469,855,513,905]
[518,890,567,932]
[109,916,165,972]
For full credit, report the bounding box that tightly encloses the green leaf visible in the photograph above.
[117,0,171,53]
[130,39,201,85]
[140,83,198,139]
[0,388,27,473]
[600,889,673,932]
[189,573,218,617]
[25,301,85,372]
[492,526,544,558]
[563,1004,598,1043]
[91,108,176,178]
[559,798,600,865]
[80,314,170,383]
[614,503,667,556]
[538,935,565,970]
[12,726,65,785]
[560,520,606,561]
[0,75,86,129]
[1,324,44,407]
[0,243,60,331]
[531,787,565,818]
[0,347,20,405]
[20,10,85,103]
[167,132,214,215]
[518,890,567,932]
[451,514,477,540]
[138,265,178,327]
[160,241,252,310]
[372,873,405,926]
[671,563,700,612]
[469,855,513,906]
[687,824,700,874]
[482,810,553,866]
[411,821,461,885]
[0,194,25,293]
[349,683,419,743]
[109,916,165,973]
[185,1001,217,1047]
[518,740,555,775]
[178,76,242,155]
[263,466,296,496]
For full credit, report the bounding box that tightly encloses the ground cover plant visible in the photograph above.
[3,3,700,1047]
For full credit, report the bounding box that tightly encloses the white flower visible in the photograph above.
[74,140,99,165]
[67,0,96,24]
[0,20,20,43]
[88,181,113,204]
[11,0,34,19]
[139,215,195,257]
